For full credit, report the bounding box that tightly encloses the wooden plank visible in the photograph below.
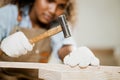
[0,61,120,80]
[38,65,120,80]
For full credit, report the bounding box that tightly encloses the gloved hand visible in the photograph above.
[0,31,34,57]
[63,46,100,67]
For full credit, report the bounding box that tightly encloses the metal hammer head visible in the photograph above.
[57,15,71,38]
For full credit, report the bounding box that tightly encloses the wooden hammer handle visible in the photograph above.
[29,25,62,44]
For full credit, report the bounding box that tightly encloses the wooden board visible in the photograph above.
[0,61,120,80]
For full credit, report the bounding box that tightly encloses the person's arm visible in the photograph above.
[0,4,18,41]
[0,6,9,41]
[58,34,77,61]
[0,5,34,57]
[58,45,73,61]
[57,30,100,68]
[51,24,100,67]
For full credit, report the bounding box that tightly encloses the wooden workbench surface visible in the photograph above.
[0,61,120,80]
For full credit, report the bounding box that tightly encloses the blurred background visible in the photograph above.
[73,0,120,66]
[0,0,120,66]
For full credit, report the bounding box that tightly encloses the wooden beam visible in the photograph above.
[0,61,120,80]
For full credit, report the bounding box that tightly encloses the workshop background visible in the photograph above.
[73,0,120,66]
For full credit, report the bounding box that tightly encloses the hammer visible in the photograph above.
[0,15,71,56]
[29,14,71,44]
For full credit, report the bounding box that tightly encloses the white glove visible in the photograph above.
[0,31,33,57]
[63,46,100,67]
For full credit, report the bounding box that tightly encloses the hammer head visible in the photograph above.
[57,15,71,38]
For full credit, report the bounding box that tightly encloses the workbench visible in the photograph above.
[0,61,120,80]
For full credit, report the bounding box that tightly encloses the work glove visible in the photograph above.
[63,46,100,67]
[0,31,33,57]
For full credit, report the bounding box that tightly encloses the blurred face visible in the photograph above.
[31,0,68,24]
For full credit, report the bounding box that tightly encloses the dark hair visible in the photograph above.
[1,0,76,24]
[11,0,34,8]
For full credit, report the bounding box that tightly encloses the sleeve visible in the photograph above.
[51,31,76,53]
[0,4,18,41]
[0,6,9,41]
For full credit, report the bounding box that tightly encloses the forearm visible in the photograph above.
[58,45,73,61]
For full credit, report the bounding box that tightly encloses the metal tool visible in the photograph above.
[0,15,71,56]
[29,14,71,44]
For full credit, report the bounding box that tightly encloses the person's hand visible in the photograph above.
[63,46,100,68]
[0,31,34,57]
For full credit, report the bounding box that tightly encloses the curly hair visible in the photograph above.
[1,0,76,24]
[66,0,76,24]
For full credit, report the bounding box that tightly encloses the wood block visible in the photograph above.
[0,61,120,80]
[38,64,120,80]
